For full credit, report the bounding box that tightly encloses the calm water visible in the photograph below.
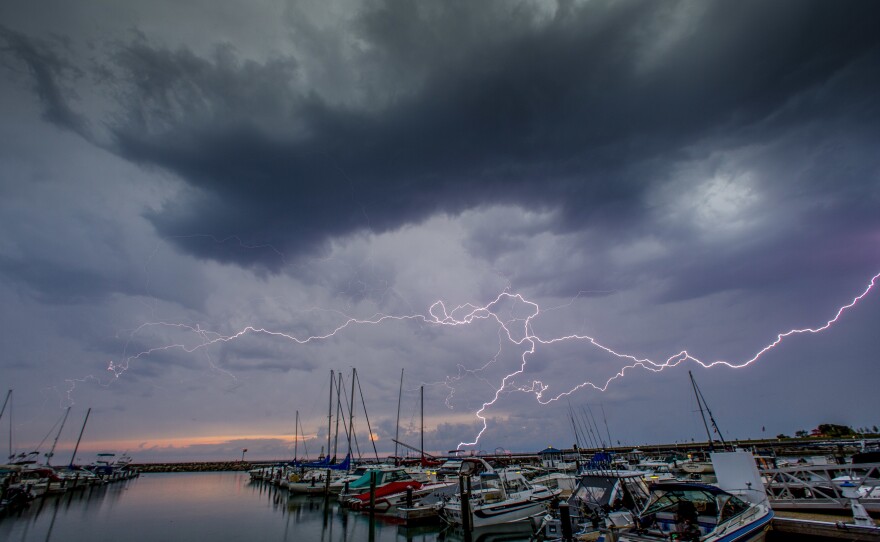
[0,472,827,541]
[0,472,532,542]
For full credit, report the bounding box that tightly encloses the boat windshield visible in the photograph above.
[573,477,615,507]
[641,487,749,522]
[502,475,529,493]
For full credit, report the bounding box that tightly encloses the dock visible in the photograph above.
[772,515,880,541]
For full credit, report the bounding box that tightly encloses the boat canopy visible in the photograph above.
[291,455,332,468]
[328,454,351,471]
[348,467,412,489]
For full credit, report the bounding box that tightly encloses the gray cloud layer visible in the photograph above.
[4,0,878,279]
[1,0,879,460]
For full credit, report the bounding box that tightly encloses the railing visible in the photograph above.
[763,462,880,511]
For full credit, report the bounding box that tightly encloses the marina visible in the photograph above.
[4,444,879,541]
[3,373,880,540]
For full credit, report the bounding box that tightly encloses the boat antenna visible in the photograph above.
[578,406,598,450]
[567,401,582,449]
[586,404,606,448]
[601,403,614,450]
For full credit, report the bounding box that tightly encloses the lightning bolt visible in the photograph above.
[100,271,878,450]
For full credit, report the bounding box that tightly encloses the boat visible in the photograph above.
[680,452,716,476]
[347,477,455,513]
[535,468,651,540]
[612,451,774,542]
[0,466,34,515]
[530,471,578,497]
[442,465,561,528]
[287,467,335,494]
[17,465,65,495]
[633,460,678,482]
[396,482,460,524]
[338,466,424,507]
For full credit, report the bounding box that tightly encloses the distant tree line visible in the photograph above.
[775,424,879,440]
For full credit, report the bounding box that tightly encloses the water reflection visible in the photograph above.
[0,473,534,542]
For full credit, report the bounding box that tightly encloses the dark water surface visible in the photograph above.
[0,472,530,542]
[0,472,829,541]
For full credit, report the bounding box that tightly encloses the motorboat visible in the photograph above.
[615,482,772,541]
[530,472,578,497]
[442,467,561,528]
[288,468,336,494]
[337,466,420,503]
[535,469,651,540]
[346,478,455,513]
[613,452,774,542]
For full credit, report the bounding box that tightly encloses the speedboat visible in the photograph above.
[346,478,455,513]
[442,468,561,528]
[614,452,774,542]
[337,466,420,503]
[535,469,651,540]
[288,468,337,494]
[616,482,772,541]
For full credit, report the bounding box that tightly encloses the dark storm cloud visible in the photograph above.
[3,0,880,279]
[0,25,87,135]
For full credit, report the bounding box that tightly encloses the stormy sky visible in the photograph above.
[1,0,879,463]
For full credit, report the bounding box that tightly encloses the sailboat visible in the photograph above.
[679,371,726,477]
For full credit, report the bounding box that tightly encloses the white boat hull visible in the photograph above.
[444,490,558,528]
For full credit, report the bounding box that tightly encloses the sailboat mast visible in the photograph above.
[333,373,342,458]
[394,369,403,463]
[0,389,10,459]
[354,370,380,463]
[46,406,71,466]
[0,389,10,422]
[327,370,334,460]
[692,372,727,448]
[689,370,714,451]
[420,385,425,462]
[348,368,356,458]
[70,407,91,466]
[294,410,299,462]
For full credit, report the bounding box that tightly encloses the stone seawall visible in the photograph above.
[132,462,255,473]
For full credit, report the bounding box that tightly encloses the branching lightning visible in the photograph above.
[100,271,879,449]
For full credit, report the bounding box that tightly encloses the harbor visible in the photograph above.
[4,441,879,541]
[3,372,880,540]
